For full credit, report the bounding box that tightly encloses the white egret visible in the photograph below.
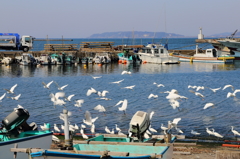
[226,89,240,98]
[105,126,114,134]
[54,124,60,132]
[50,92,66,106]
[209,87,221,93]
[170,118,181,129]
[114,100,123,107]
[149,111,155,120]
[97,90,109,97]
[175,127,184,134]
[203,103,214,109]
[80,128,88,139]
[118,130,125,136]
[222,85,234,91]
[195,92,205,98]
[0,93,6,102]
[81,124,86,129]
[54,81,68,90]
[52,135,60,143]
[191,130,201,135]
[169,99,180,110]
[74,99,84,109]
[118,99,127,114]
[149,125,157,133]
[148,93,158,99]
[115,124,121,132]
[206,128,214,136]
[86,87,97,96]
[196,86,204,91]
[212,128,223,138]
[9,94,21,100]
[161,124,168,131]
[144,132,150,139]
[42,81,53,89]
[122,85,135,90]
[121,71,131,75]
[83,111,98,126]
[40,123,48,131]
[111,79,124,84]
[91,75,102,79]
[231,126,240,136]
[74,124,79,130]
[4,84,17,94]
[94,104,106,113]
[65,94,75,101]
[91,123,95,134]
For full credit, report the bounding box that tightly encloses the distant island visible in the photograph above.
[88,31,240,38]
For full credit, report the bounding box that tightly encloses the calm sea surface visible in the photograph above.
[1,39,240,139]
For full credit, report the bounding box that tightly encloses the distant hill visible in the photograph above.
[88,31,184,38]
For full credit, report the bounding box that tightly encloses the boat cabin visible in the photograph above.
[140,43,169,56]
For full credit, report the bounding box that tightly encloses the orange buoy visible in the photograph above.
[143,61,147,64]
[118,60,122,64]
[123,60,127,64]
[98,64,102,66]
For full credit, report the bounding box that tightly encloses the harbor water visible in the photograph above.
[1,38,239,140]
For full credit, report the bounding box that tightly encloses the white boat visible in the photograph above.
[0,107,52,159]
[39,54,56,65]
[170,44,235,63]
[118,52,133,64]
[93,52,111,64]
[17,53,37,65]
[137,43,179,64]
[1,56,13,65]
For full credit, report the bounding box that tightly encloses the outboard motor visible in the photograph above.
[129,111,150,140]
[2,108,38,137]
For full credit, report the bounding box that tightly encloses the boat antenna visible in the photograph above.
[164,2,169,45]
[228,29,238,39]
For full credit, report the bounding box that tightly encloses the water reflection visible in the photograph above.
[0,62,239,78]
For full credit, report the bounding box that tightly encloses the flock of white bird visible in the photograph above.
[1,70,240,141]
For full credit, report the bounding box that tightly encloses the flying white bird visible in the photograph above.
[121,71,131,75]
[195,92,205,98]
[209,87,221,93]
[91,76,102,79]
[226,89,240,98]
[149,111,155,120]
[80,128,88,139]
[4,84,18,94]
[111,79,124,84]
[166,93,187,100]
[0,93,6,102]
[196,86,204,91]
[74,124,79,130]
[231,126,240,136]
[122,85,135,90]
[169,99,180,110]
[148,93,158,99]
[170,118,181,129]
[175,127,184,134]
[42,81,53,89]
[81,124,86,129]
[94,104,106,113]
[65,94,75,101]
[98,90,109,97]
[114,100,123,107]
[50,92,66,106]
[83,111,98,126]
[161,124,168,131]
[118,99,127,114]
[191,130,201,135]
[222,85,234,91]
[86,87,97,96]
[188,85,197,89]
[74,99,84,108]
[153,82,165,87]
[9,94,21,100]
[54,124,60,132]
[54,81,68,90]
[203,103,214,109]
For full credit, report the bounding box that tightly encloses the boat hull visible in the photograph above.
[1,132,52,159]
[138,54,179,64]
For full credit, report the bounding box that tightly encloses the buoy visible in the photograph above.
[118,60,122,64]
[190,57,194,62]
[143,61,147,64]
[123,60,127,64]
[98,64,102,66]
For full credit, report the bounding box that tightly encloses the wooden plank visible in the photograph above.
[173,151,191,155]
[173,143,196,146]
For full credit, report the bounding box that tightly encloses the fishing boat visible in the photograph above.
[38,54,56,65]
[93,52,111,64]
[1,56,13,65]
[16,53,37,65]
[137,43,179,64]
[1,107,52,159]
[81,57,88,64]
[11,111,175,159]
[170,44,235,63]
[118,51,133,64]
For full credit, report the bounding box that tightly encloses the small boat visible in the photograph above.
[11,111,175,159]
[137,43,179,64]
[118,51,133,64]
[17,53,37,65]
[93,52,111,64]
[39,54,56,65]
[51,53,63,65]
[88,57,93,64]
[81,57,88,64]
[1,56,13,65]
[1,107,52,159]
[170,44,235,63]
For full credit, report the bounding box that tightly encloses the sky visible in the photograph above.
[1,0,240,38]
